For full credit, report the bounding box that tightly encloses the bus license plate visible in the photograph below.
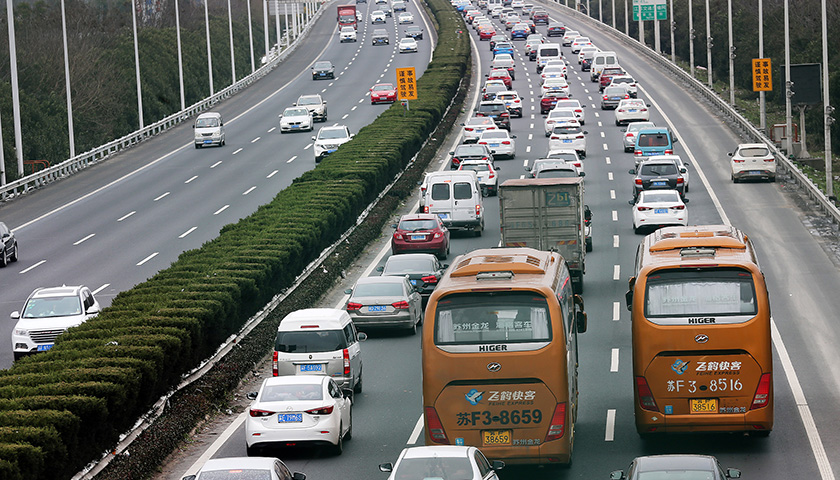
[368,305,386,312]
[300,364,323,372]
[690,398,718,414]
[277,413,303,423]
[483,430,512,446]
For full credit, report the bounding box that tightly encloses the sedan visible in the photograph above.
[378,253,447,301]
[544,109,579,136]
[478,25,496,40]
[554,99,586,124]
[244,375,352,456]
[398,37,418,53]
[279,106,313,133]
[510,24,529,39]
[630,158,687,199]
[561,30,580,46]
[405,25,424,39]
[345,276,423,334]
[540,89,570,114]
[370,83,397,104]
[482,80,508,101]
[339,26,357,42]
[493,41,515,57]
[609,74,638,97]
[380,446,504,480]
[614,98,651,125]
[459,158,500,196]
[460,117,498,144]
[601,85,630,109]
[398,11,414,23]
[570,36,592,53]
[546,21,565,36]
[541,77,570,97]
[477,129,516,159]
[730,142,776,182]
[450,144,494,171]
[630,189,688,234]
[486,68,513,89]
[540,65,566,84]
[0,222,18,268]
[622,121,655,152]
[370,10,386,23]
[548,124,587,157]
[183,457,305,480]
[528,159,582,178]
[390,213,450,258]
[544,148,584,171]
[311,60,334,80]
[489,34,507,50]
[610,455,740,480]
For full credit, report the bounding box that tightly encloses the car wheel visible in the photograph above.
[194,144,200,149]
[354,372,363,393]
[345,408,353,440]
[332,425,344,455]
[769,176,776,183]
[0,248,7,268]
[221,138,225,146]
[615,119,621,126]
[407,319,417,335]
[12,352,25,362]
[685,184,690,192]
[586,237,592,252]
[280,129,287,134]
[10,243,17,262]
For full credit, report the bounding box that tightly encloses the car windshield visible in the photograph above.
[318,129,348,140]
[407,26,421,32]
[341,27,355,32]
[198,469,273,480]
[399,219,438,231]
[400,39,414,44]
[283,108,308,117]
[637,471,716,480]
[275,330,347,353]
[195,117,219,128]
[384,257,435,275]
[394,458,474,480]
[640,163,678,176]
[23,296,82,318]
[641,191,680,203]
[260,383,324,402]
[353,281,405,297]
[374,29,387,36]
[372,84,393,92]
[313,61,331,69]
[739,147,770,157]
[537,169,576,178]
[297,96,321,105]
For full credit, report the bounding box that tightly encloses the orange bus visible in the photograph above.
[422,247,587,465]
[625,226,773,436]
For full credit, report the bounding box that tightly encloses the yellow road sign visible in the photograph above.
[396,67,418,100]
[752,58,772,92]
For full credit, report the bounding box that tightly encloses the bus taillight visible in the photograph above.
[544,403,566,442]
[636,376,659,412]
[750,373,772,410]
[425,407,449,443]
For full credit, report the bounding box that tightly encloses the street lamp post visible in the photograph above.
[728,0,735,105]
[821,0,833,196]
[60,0,76,156]
[689,0,695,79]
[131,0,144,128]
[227,0,236,84]
[705,0,713,89]
[204,0,215,95]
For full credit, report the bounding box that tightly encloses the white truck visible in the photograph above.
[499,177,589,293]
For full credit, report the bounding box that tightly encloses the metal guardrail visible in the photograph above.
[0,0,333,202]
[549,1,840,227]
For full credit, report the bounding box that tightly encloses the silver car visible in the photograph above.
[345,276,423,334]
[279,106,313,133]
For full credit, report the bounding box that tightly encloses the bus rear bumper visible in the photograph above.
[476,443,572,465]
[635,410,773,435]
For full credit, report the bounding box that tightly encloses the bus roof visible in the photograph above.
[638,225,758,270]
[436,247,565,292]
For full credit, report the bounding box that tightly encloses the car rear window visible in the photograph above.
[261,384,324,402]
[462,164,490,172]
[384,256,435,275]
[454,182,473,200]
[638,134,670,147]
[198,469,272,480]
[275,330,348,353]
[353,282,405,297]
[540,47,559,56]
[739,147,770,157]
[434,291,552,345]
[640,163,678,176]
[536,169,576,178]
[431,183,450,200]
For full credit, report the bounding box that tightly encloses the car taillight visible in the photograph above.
[305,405,335,415]
[347,302,363,311]
[617,109,625,112]
[423,205,430,213]
[479,141,487,145]
[641,108,648,111]
[421,275,438,284]
[733,158,745,163]
[425,407,449,443]
[343,348,350,375]
[550,136,559,140]
[634,150,642,156]
[502,140,511,145]
[624,94,629,99]
[544,403,566,442]
[576,135,584,139]
[392,300,410,309]
[764,157,775,162]
[573,162,582,168]
[626,133,634,138]
[636,206,650,211]
[393,233,403,240]
[250,408,275,417]
[514,99,520,104]
[433,232,442,238]
[475,204,482,216]
[603,95,608,100]
[635,178,643,185]
[489,172,495,179]
[665,149,673,154]
[501,112,509,118]
[636,376,659,411]
[575,109,582,113]
[272,351,278,376]
[464,127,474,131]
[481,156,489,161]
[676,178,684,184]
[751,373,772,410]
[671,205,685,210]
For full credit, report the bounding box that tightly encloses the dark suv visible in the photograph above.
[547,21,565,36]
[449,144,494,169]
[475,101,511,130]
[311,60,335,80]
[372,29,389,45]
[630,158,687,199]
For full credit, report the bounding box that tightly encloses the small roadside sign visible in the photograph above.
[752,58,772,92]
[396,67,418,100]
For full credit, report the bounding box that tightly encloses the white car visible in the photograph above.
[543,59,568,77]
[527,158,582,178]
[578,45,598,64]
[184,457,305,480]
[460,116,498,143]
[545,148,584,171]
[631,189,688,234]
[371,10,386,23]
[649,154,691,191]
[490,6,503,17]
[339,26,357,42]
[541,77,570,97]
[11,286,100,361]
[511,0,524,7]
[381,446,504,480]
[398,11,414,23]
[540,65,567,84]
[570,36,592,54]
[548,123,587,157]
[494,90,523,117]
[554,99,586,125]
[477,129,516,159]
[729,143,776,182]
[561,29,580,46]
[544,108,579,136]
[193,112,225,148]
[609,74,638,97]
[398,37,418,53]
[244,375,353,456]
[622,121,655,152]
[312,125,353,162]
[279,106,313,133]
[459,159,500,196]
[614,98,651,125]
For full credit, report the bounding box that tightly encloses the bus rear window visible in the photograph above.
[434,292,551,345]
[644,268,757,319]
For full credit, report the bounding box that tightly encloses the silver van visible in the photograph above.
[590,51,619,81]
[422,171,485,236]
[193,112,226,148]
[273,308,366,393]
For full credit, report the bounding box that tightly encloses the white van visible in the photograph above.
[273,308,366,393]
[486,0,503,10]
[536,43,562,73]
[422,170,485,235]
[193,112,226,148]
[590,51,619,81]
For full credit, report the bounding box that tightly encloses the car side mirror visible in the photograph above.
[672,137,678,142]
[246,392,258,400]
[646,103,652,107]
[376,266,384,273]
[625,276,636,311]
[579,171,585,176]
[292,103,297,106]
[511,135,517,138]
[379,463,394,473]
[10,311,20,320]
[628,199,635,205]
[496,165,501,170]
[610,471,625,480]
[344,288,353,294]
[459,123,465,126]
[629,169,636,174]
[621,128,626,132]
[680,167,687,173]
[443,264,449,269]
[449,151,455,155]
[683,198,690,203]
[583,131,588,134]
[728,152,734,156]
[291,473,306,480]
[86,305,100,315]
[726,469,741,479]
[342,388,354,399]
[576,310,587,333]
[191,125,195,129]
[492,460,505,470]
[524,166,531,171]
[182,476,197,480]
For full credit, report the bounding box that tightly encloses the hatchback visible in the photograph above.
[184,457,305,480]
[378,253,447,301]
[610,455,741,480]
[460,117,498,144]
[345,276,423,333]
[487,68,513,89]
[730,143,776,182]
[548,124,587,157]
[614,98,650,125]
[459,158,500,196]
[494,90,523,117]
[630,158,687,199]
[245,375,353,456]
[390,213,450,258]
[475,100,511,130]
[380,446,504,480]
[630,189,688,234]
[477,129,516,159]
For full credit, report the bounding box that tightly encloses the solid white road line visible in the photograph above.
[73,234,95,246]
[19,260,46,274]
[408,415,425,444]
[613,301,620,321]
[610,348,619,372]
[179,227,197,238]
[117,211,136,222]
[136,252,158,266]
[605,409,616,441]
[213,205,229,215]
[183,410,249,478]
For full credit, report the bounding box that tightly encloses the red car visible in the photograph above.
[370,83,397,104]
[599,67,625,92]
[532,10,548,24]
[487,69,513,89]
[478,26,496,40]
[391,213,450,259]
[540,90,570,114]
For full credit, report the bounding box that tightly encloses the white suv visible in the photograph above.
[312,125,353,162]
[11,285,100,361]
[295,94,328,122]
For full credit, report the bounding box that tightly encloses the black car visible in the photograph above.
[311,60,334,80]
[611,455,741,480]
[630,158,687,199]
[378,253,447,301]
[489,34,506,51]
[482,82,507,101]
[0,222,18,267]
[581,57,593,71]
[449,144,494,169]
[546,22,565,37]
[405,25,423,39]
[475,101,511,130]
[372,29,389,45]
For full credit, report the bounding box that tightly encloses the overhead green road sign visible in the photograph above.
[632,0,668,21]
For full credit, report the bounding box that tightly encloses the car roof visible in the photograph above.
[386,253,438,262]
[199,457,280,472]
[400,445,475,459]
[635,455,717,472]
[737,143,769,149]
[31,286,83,298]
[400,213,441,221]
[355,275,408,285]
[262,374,327,387]
[197,112,221,119]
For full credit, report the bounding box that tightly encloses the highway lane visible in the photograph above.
[159,2,840,480]
[0,0,436,368]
